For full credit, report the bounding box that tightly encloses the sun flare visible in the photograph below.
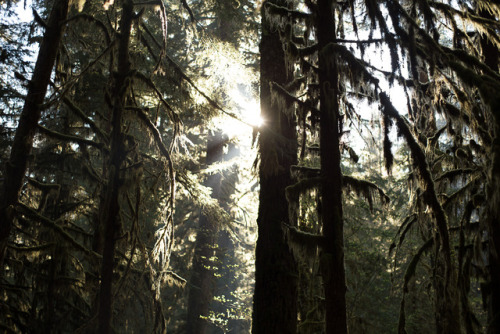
[216,89,263,139]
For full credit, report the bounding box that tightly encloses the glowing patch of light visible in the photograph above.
[239,97,263,128]
[216,89,262,140]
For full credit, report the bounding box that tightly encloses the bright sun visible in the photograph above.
[216,89,263,139]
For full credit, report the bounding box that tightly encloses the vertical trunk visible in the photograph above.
[487,124,500,334]
[317,1,347,333]
[186,131,225,334]
[0,0,69,262]
[97,1,133,333]
[480,9,500,332]
[252,1,298,333]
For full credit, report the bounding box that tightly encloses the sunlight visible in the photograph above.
[237,94,263,128]
[216,89,263,139]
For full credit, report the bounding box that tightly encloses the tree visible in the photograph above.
[2,0,500,332]
[252,1,299,333]
[257,1,499,333]
[0,0,69,265]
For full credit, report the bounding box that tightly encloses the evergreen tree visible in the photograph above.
[253,1,299,333]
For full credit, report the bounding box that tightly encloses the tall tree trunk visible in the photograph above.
[97,1,133,332]
[0,0,69,265]
[186,130,225,334]
[487,118,500,334]
[317,1,348,333]
[252,1,298,333]
[480,8,500,333]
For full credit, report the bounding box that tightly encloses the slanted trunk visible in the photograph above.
[186,131,225,334]
[97,1,133,332]
[252,1,298,333]
[0,0,69,263]
[317,1,347,333]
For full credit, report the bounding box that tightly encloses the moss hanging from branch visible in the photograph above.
[16,203,101,259]
[382,114,394,174]
[264,2,312,22]
[379,92,453,276]
[322,42,380,90]
[343,175,390,211]
[283,223,325,267]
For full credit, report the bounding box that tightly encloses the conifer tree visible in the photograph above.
[0,0,69,265]
[253,1,299,332]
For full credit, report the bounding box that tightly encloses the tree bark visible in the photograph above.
[252,1,298,333]
[487,122,500,334]
[0,0,69,265]
[480,8,500,333]
[317,1,348,333]
[97,1,133,332]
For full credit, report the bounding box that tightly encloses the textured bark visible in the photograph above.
[97,1,133,333]
[481,9,500,332]
[252,1,298,333]
[0,0,69,263]
[488,131,500,334]
[317,1,348,333]
[186,131,225,334]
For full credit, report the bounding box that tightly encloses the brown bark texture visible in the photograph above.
[481,11,500,332]
[317,0,348,333]
[252,1,299,333]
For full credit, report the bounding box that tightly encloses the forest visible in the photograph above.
[0,0,499,333]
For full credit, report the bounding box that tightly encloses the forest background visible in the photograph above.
[0,0,499,333]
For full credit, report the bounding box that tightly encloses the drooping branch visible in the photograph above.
[343,175,390,211]
[270,82,320,115]
[125,106,174,175]
[289,166,389,211]
[62,97,109,142]
[322,42,380,87]
[37,124,105,150]
[434,168,478,183]
[283,223,325,267]
[16,203,100,258]
[379,92,452,270]
[132,72,181,128]
[285,177,324,204]
[63,13,111,45]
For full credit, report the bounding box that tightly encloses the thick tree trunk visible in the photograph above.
[481,12,500,332]
[317,1,348,333]
[0,0,69,264]
[252,1,298,333]
[186,131,225,334]
[487,130,500,334]
[97,1,133,333]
